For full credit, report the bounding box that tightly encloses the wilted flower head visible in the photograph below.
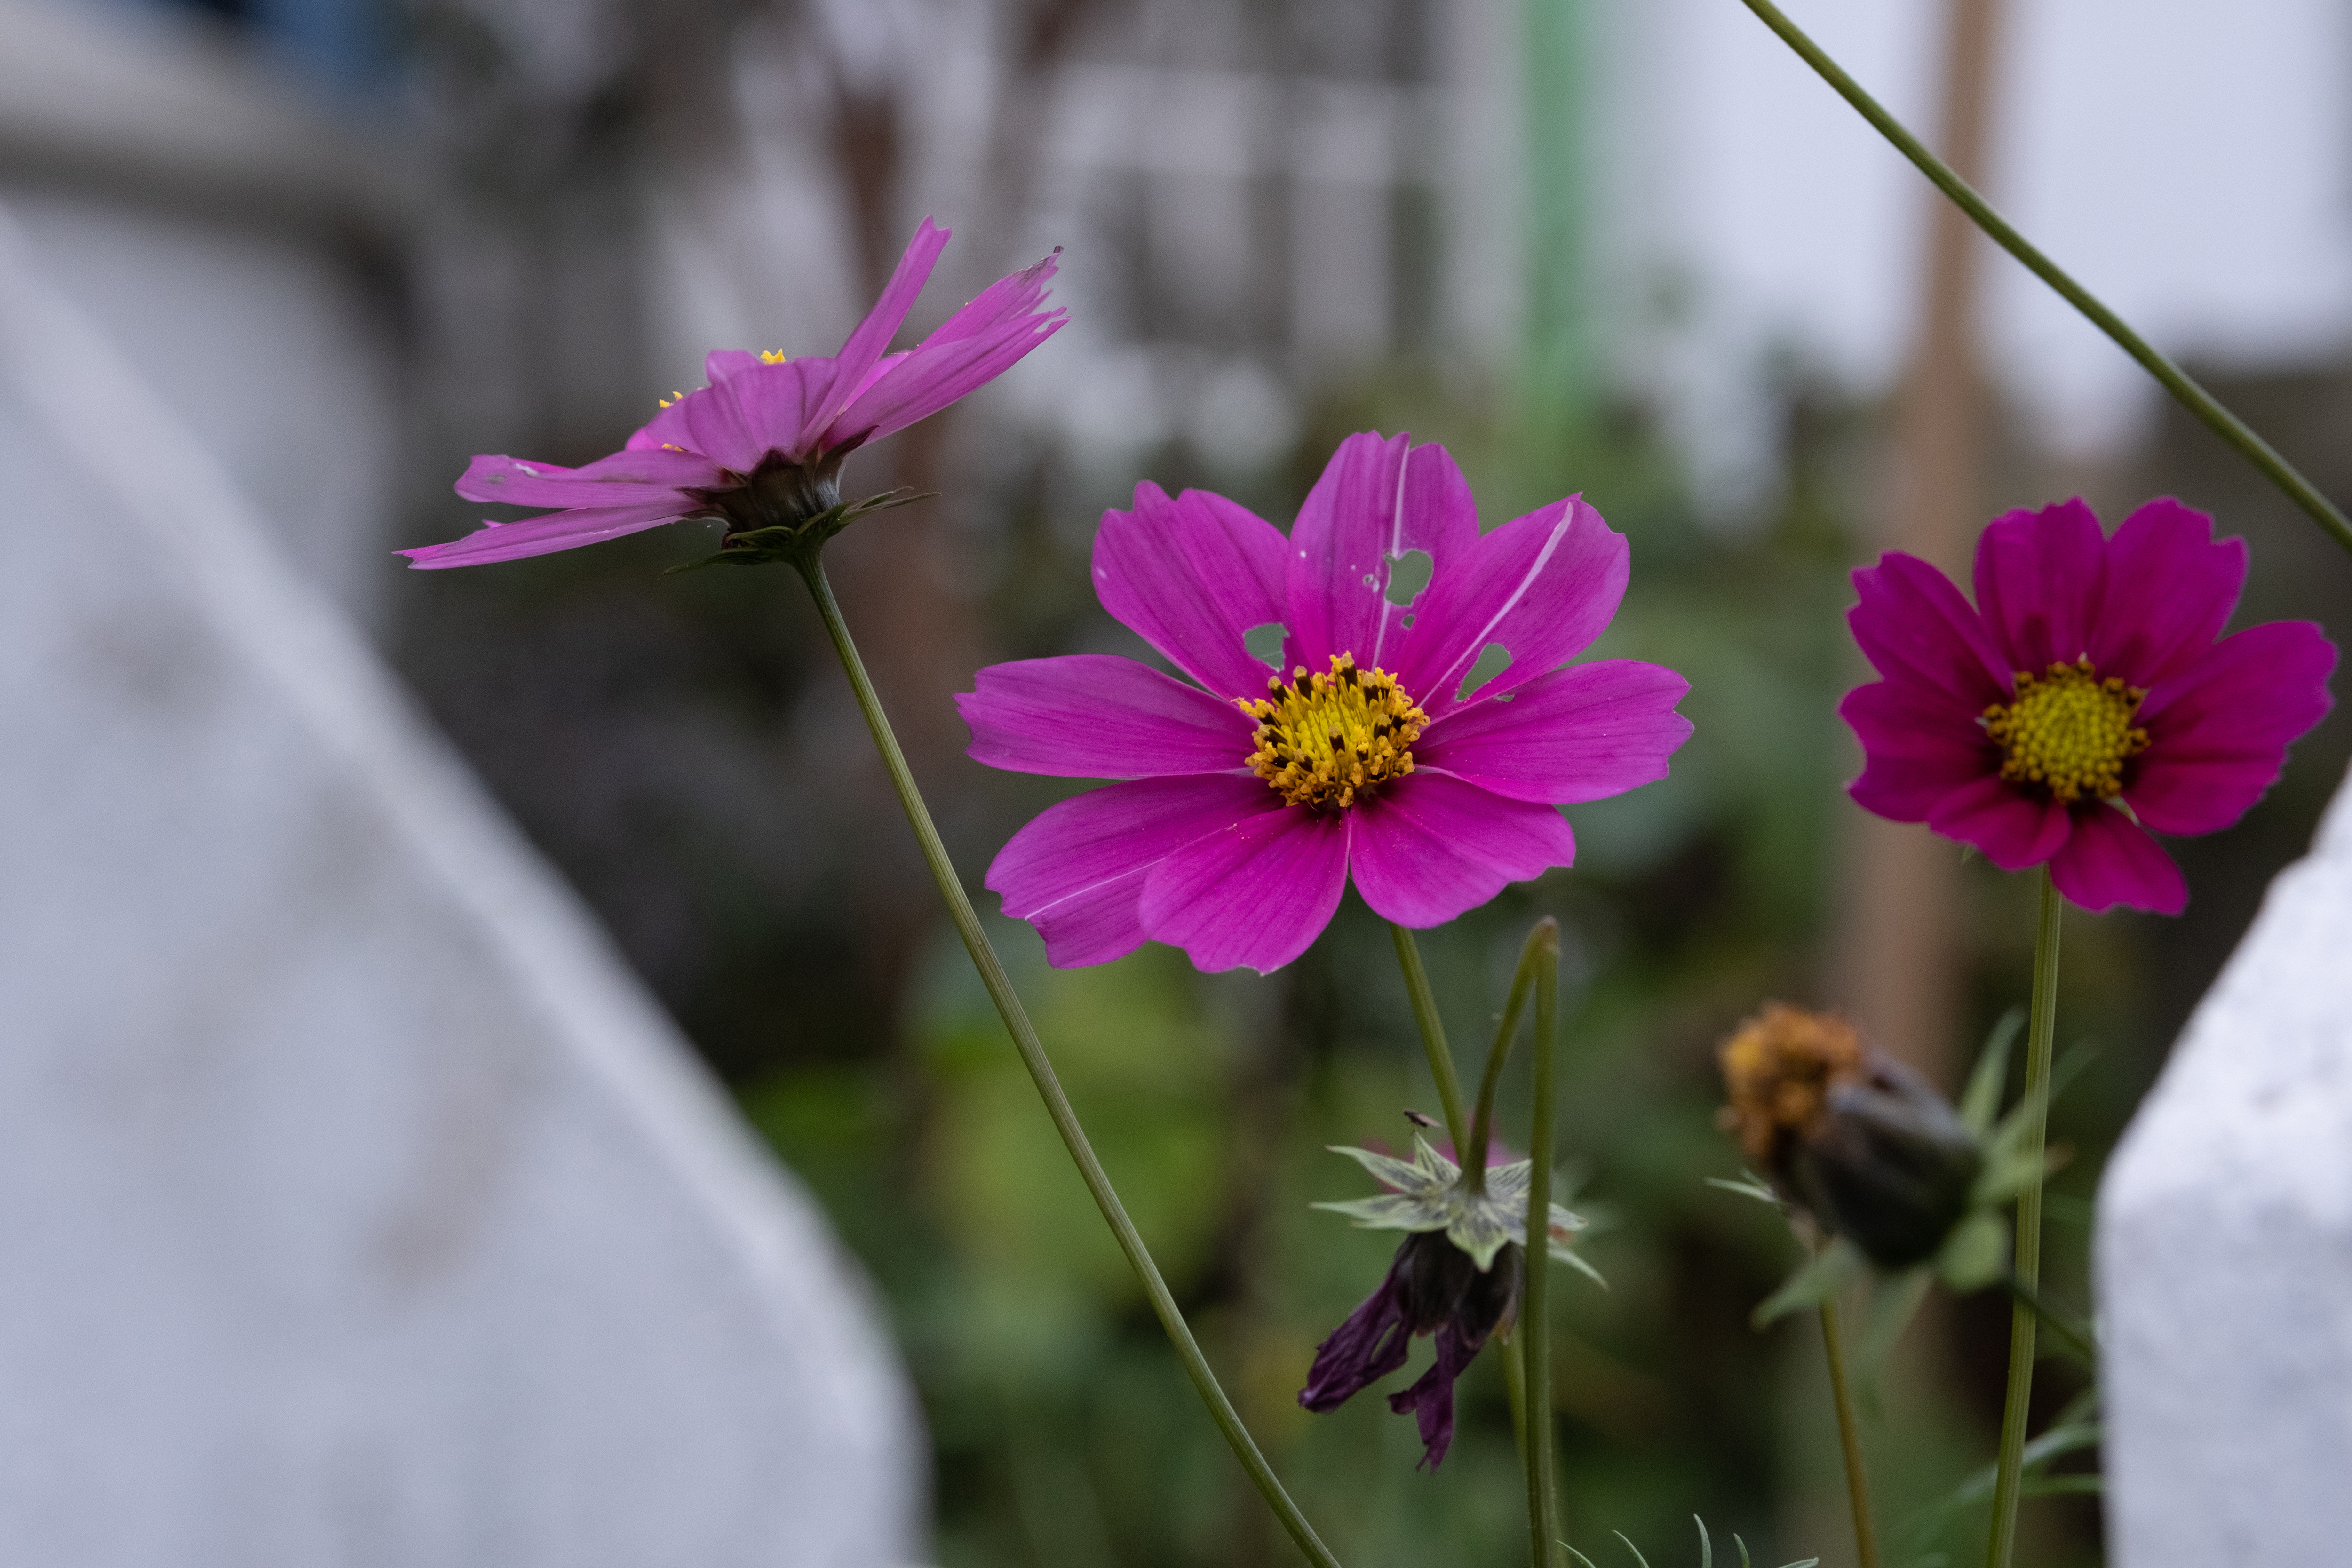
[959,431,1692,973]
[403,219,1065,568]
[1718,1004,1982,1270]
[1842,498,2335,913]
[1298,1133,1593,1470]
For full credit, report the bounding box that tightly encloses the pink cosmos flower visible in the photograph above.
[403,218,1064,568]
[956,432,1694,974]
[1842,497,2336,915]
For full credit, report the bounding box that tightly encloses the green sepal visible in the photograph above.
[1309,1194,1447,1232]
[665,488,930,572]
[1751,1236,1866,1328]
[1934,1212,2009,1290]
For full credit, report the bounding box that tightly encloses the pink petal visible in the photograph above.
[400,501,694,568]
[985,775,1280,968]
[1926,774,2072,871]
[706,349,762,381]
[1972,499,2107,674]
[1138,802,1351,973]
[2086,498,2245,688]
[455,450,718,508]
[677,379,770,473]
[2129,620,2337,834]
[1393,494,1629,720]
[625,397,698,454]
[1282,435,1479,675]
[1348,772,1577,927]
[1839,679,1997,822]
[1416,661,1691,804]
[956,655,1256,778]
[2048,804,2187,915]
[816,218,953,434]
[719,358,832,463]
[1847,553,2011,707]
[825,249,1065,450]
[1093,482,1294,700]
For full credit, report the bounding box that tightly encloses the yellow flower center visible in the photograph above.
[1982,656,2150,804]
[758,350,789,364]
[1240,654,1427,811]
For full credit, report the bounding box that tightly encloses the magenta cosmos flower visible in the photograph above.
[402,218,1064,568]
[955,432,1693,973]
[1842,497,2335,915]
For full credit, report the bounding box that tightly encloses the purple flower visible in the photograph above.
[403,219,1065,568]
[956,432,1693,973]
[1842,498,2336,913]
[1299,1230,1522,1472]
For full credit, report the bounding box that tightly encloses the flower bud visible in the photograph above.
[1797,1053,1983,1268]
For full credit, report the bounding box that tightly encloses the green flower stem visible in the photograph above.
[795,557,1345,1568]
[1999,1270,2097,1368]
[1735,0,2352,560]
[1522,918,1564,1568]
[1468,924,1553,1197]
[1391,923,1472,1154]
[1818,1297,1880,1568]
[1986,868,2063,1568]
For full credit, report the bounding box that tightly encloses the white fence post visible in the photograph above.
[2099,758,2352,1566]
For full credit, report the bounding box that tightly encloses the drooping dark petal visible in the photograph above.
[1299,1251,1417,1413]
[1385,1241,1521,1471]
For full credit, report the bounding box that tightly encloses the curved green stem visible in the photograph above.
[1391,923,1471,1154]
[1986,868,2062,1568]
[1468,924,1552,1197]
[1735,0,2352,560]
[1819,1298,1880,1568]
[795,557,1344,1568]
[1522,919,1564,1568]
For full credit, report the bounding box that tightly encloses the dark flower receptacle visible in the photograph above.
[1299,1229,1522,1470]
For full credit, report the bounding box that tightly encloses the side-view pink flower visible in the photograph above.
[402,218,1065,568]
[1842,497,2336,915]
[957,432,1694,974]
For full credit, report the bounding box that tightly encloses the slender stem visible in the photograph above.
[1819,1298,1881,1568]
[1523,919,1564,1568]
[1469,925,1552,1197]
[1986,868,2062,1568]
[1735,0,2352,560]
[1391,923,1470,1154]
[795,558,1345,1568]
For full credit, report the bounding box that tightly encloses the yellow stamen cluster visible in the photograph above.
[1982,656,2149,804]
[657,390,686,409]
[1240,654,1427,811]
[1717,1004,1864,1169]
[759,350,789,364]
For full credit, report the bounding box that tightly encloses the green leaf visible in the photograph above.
[1856,1266,1933,1394]
[1706,1172,1783,1207]
[1550,1241,1610,1290]
[1753,1238,1867,1328]
[1614,1530,1653,1568]
[1696,1516,1713,1568]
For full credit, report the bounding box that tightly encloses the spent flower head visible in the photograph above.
[403,219,1064,569]
[1841,497,2335,913]
[958,431,1692,973]
[1297,1132,1594,1470]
